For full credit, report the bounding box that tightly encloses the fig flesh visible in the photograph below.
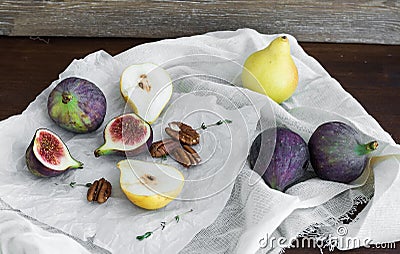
[47,77,107,133]
[94,113,153,157]
[309,121,378,183]
[248,127,309,191]
[26,128,83,177]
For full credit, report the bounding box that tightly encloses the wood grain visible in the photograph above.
[0,36,399,253]
[0,0,399,44]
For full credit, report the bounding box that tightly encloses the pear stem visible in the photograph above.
[136,209,194,241]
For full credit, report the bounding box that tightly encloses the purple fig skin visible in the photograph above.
[248,127,309,191]
[94,113,153,157]
[47,77,107,133]
[308,121,378,183]
[25,129,83,177]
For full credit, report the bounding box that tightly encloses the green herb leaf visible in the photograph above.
[136,231,153,241]
[136,209,193,241]
[197,119,232,130]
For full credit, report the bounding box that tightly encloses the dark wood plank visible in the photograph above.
[301,43,400,143]
[0,36,399,252]
[0,0,399,44]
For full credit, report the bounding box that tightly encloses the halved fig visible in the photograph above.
[94,113,153,157]
[25,128,83,177]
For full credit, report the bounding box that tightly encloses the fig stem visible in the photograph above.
[356,141,378,155]
[94,147,113,157]
[136,209,193,241]
[196,119,232,130]
[61,92,73,104]
[366,141,378,151]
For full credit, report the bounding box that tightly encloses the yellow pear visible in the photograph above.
[117,159,184,210]
[241,36,298,103]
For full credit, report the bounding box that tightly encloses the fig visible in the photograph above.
[309,121,378,183]
[94,113,153,157]
[25,128,83,177]
[47,77,107,133]
[248,127,309,191]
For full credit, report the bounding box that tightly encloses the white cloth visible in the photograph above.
[0,29,399,254]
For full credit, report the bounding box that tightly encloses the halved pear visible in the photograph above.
[117,159,184,210]
[120,63,173,124]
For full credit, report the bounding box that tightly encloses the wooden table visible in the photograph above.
[0,36,399,253]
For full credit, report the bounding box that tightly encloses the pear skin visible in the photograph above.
[242,36,298,104]
[117,159,184,210]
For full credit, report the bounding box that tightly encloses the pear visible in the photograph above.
[120,63,173,124]
[241,36,298,103]
[117,159,184,210]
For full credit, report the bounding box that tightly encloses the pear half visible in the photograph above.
[120,63,173,124]
[242,36,298,104]
[117,159,184,210]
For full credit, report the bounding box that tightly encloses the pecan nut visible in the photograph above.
[170,145,201,168]
[183,145,201,164]
[87,178,112,204]
[149,138,180,158]
[165,122,200,146]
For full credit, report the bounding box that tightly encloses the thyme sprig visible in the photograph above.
[55,182,92,188]
[197,119,232,131]
[136,209,194,241]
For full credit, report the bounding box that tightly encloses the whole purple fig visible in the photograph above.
[47,77,107,133]
[248,127,309,191]
[309,121,378,183]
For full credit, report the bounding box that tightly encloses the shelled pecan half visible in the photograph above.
[165,122,200,146]
[170,145,201,168]
[87,178,112,204]
[149,138,180,158]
